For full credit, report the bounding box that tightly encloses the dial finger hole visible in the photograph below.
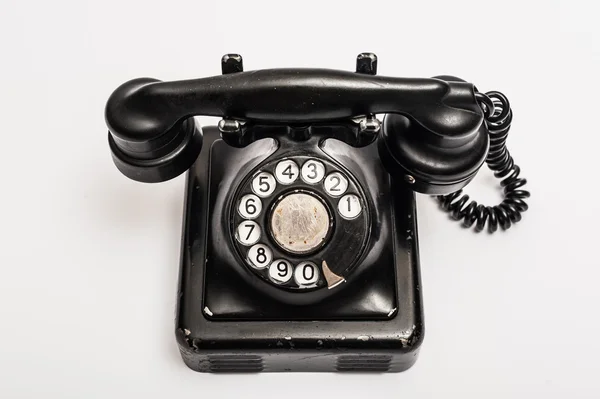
[247,244,272,269]
[294,262,320,287]
[268,259,293,284]
[252,172,276,197]
[236,220,261,246]
[338,194,362,219]
[301,159,325,184]
[238,194,262,219]
[275,159,299,185]
[324,172,348,197]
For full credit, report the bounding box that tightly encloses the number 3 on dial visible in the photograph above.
[301,160,325,184]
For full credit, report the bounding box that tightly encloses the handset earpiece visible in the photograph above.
[377,75,489,195]
[106,78,203,183]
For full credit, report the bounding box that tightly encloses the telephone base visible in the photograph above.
[175,127,424,373]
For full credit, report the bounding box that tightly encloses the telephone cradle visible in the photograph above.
[105,53,530,372]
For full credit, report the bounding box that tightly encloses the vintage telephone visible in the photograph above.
[105,53,529,372]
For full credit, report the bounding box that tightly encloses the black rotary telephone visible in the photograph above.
[105,53,529,373]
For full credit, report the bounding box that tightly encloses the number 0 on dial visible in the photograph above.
[294,262,320,287]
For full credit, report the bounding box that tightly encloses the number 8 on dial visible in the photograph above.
[247,244,272,269]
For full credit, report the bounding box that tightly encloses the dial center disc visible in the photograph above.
[270,192,331,254]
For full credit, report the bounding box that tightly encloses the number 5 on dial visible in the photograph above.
[252,172,276,197]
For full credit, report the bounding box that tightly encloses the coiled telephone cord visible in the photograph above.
[436,91,530,232]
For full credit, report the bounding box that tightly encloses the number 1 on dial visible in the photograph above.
[338,194,362,219]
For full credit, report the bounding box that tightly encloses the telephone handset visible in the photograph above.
[105,54,529,372]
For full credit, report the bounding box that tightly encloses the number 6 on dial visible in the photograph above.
[238,194,262,219]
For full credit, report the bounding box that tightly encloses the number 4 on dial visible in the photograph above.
[275,160,299,185]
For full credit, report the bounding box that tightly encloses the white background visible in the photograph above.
[1,0,598,397]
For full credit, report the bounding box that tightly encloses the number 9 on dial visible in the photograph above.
[268,259,293,284]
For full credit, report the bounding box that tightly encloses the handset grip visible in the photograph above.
[106,68,483,142]
[105,68,485,183]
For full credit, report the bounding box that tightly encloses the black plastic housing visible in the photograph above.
[378,113,489,195]
[175,127,424,372]
[105,69,487,189]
